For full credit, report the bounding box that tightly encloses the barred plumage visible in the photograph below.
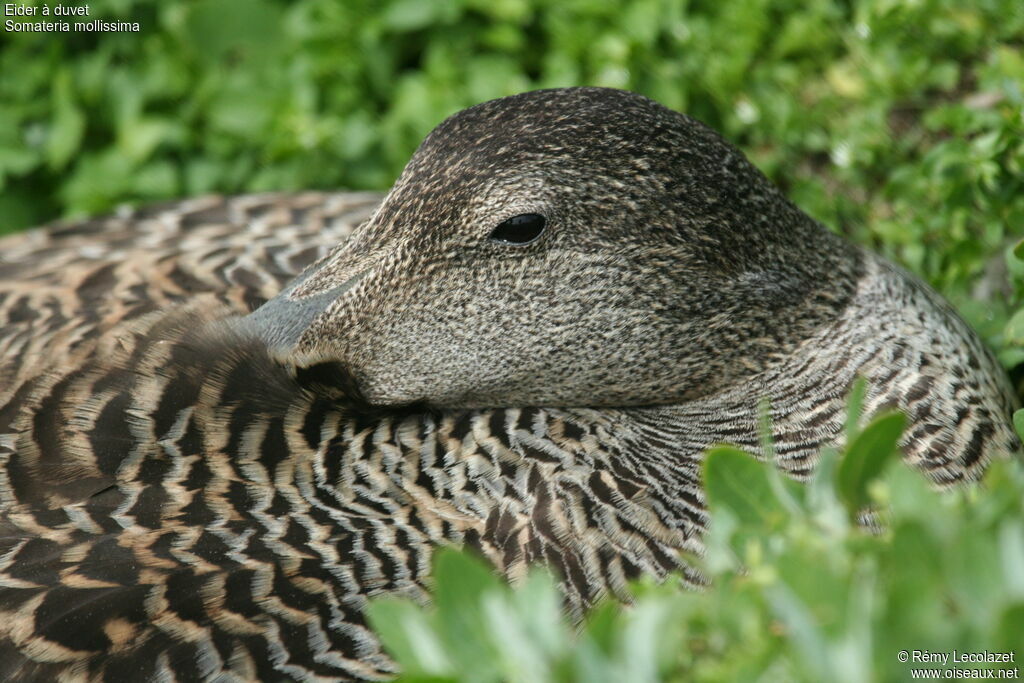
[1,88,1019,681]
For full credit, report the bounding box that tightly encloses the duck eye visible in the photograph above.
[488,213,547,245]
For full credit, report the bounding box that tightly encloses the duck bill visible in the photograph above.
[243,268,368,358]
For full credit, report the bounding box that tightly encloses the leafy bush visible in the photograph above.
[367,406,1024,682]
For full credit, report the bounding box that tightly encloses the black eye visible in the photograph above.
[488,213,547,245]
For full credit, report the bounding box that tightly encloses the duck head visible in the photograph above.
[247,87,860,409]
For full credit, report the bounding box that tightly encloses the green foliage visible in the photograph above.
[369,417,1024,682]
[704,446,790,528]
[836,411,904,513]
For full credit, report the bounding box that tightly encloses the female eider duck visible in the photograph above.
[0,87,1019,680]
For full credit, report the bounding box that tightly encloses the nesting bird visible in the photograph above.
[0,88,1019,680]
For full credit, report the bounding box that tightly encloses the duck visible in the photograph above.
[0,87,1019,681]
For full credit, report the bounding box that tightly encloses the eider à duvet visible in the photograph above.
[0,87,1019,680]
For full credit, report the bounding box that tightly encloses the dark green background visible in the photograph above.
[1,0,1023,370]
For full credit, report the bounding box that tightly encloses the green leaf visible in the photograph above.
[998,519,1024,600]
[1005,309,1024,346]
[836,412,906,514]
[0,146,41,184]
[998,347,1024,370]
[884,462,938,522]
[131,161,178,198]
[512,570,569,659]
[580,601,619,656]
[432,548,503,681]
[1014,409,1024,441]
[481,591,551,682]
[47,71,85,170]
[704,446,787,528]
[187,0,283,62]
[995,604,1024,653]
[1013,238,1024,262]
[618,598,683,682]
[118,119,172,163]
[381,0,457,31]
[844,377,868,443]
[765,584,830,681]
[365,597,453,676]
